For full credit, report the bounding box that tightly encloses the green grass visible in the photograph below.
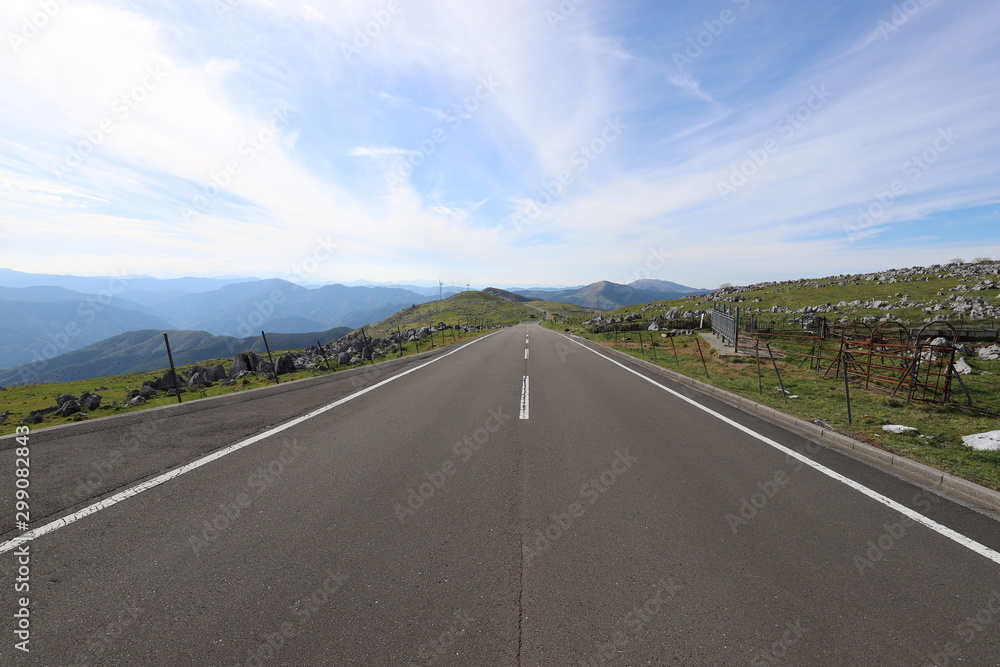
[0,292,521,436]
[526,300,596,320]
[357,291,537,337]
[559,326,1000,492]
[593,261,1000,330]
[0,332,486,437]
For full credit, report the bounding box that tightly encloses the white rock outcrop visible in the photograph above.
[962,430,1000,451]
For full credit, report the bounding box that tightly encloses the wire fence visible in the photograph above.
[708,307,987,407]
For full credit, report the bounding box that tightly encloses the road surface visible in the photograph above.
[2,323,998,665]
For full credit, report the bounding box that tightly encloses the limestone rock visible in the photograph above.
[54,400,82,417]
[978,345,1000,361]
[962,430,1000,451]
[275,352,296,375]
[79,392,102,411]
[953,357,973,375]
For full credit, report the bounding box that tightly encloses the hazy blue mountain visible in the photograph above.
[153,280,434,335]
[0,285,168,318]
[0,326,351,385]
[0,268,255,294]
[0,300,176,370]
[263,316,329,333]
[0,273,438,380]
[511,280,710,310]
[331,302,415,329]
[0,285,90,302]
[628,279,708,294]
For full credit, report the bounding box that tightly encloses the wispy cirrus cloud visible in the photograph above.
[0,0,997,287]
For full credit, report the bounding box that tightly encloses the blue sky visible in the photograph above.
[1,0,998,289]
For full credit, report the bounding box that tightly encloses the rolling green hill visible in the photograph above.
[356,291,539,336]
[585,261,1000,330]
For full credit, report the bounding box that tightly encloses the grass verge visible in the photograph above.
[556,325,1000,492]
[0,329,488,438]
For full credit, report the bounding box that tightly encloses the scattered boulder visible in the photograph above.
[0,410,11,425]
[229,352,264,378]
[187,370,215,387]
[139,384,158,399]
[128,396,147,407]
[79,392,102,410]
[962,430,1000,451]
[953,357,973,375]
[882,425,919,435]
[150,369,185,391]
[54,399,83,417]
[56,400,83,417]
[275,352,296,375]
[20,414,44,424]
[978,345,1000,361]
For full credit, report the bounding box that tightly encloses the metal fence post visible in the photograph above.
[735,306,740,353]
[766,343,787,403]
[696,337,710,379]
[163,332,182,403]
[261,331,280,384]
[843,351,853,425]
[317,341,331,370]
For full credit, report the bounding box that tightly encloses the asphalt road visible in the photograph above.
[2,323,999,666]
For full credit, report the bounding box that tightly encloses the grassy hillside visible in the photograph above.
[357,291,538,336]
[0,351,320,437]
[0,327,352,386]
[0,326,482,437]
[578,261,1000,329]
[542,261,1000,491]
[557,329,1000,491]
[527,301,596,320]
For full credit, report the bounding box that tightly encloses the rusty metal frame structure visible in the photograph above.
[730,315,970,406]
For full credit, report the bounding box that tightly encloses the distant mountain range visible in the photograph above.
[0,270,708,384]
[510,279,709,310]
[0,327,352,386]
[0,270,440,371]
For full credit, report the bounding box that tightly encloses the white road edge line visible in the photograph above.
[567,334,1000,567]
[525,349,529,360]
[0,331,501,555]
[520,375,529,420]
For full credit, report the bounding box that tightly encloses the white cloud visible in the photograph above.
[0,0,998,290]
[348,146,412,157]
